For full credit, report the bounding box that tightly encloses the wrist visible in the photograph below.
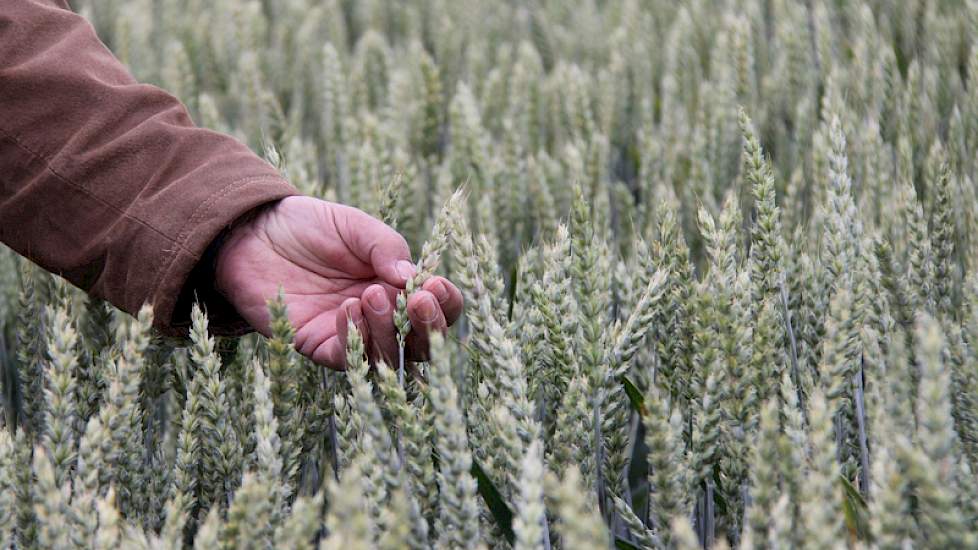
[213,199,277,294]
[173,199,281,336]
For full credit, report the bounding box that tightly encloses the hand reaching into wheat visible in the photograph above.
[214,196,463,369]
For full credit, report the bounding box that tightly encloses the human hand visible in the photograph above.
[214,196,463,369]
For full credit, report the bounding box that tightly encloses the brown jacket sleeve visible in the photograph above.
[0,0,299,334]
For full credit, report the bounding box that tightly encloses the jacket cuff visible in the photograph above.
[151,175,298,336]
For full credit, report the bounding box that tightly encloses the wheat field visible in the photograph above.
[1,0,978,548]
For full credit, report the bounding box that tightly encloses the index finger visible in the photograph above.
[421,276,464,326]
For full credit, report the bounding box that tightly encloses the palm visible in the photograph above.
[215,196,462,368]
[218,198,397,335]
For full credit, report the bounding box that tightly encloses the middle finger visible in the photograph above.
[405,289,447,361]
[361,283,400,364]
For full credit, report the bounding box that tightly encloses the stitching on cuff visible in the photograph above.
[149,176,295,322]
[172,174,286,250]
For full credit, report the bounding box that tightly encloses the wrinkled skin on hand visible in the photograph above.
[215,196,463,369]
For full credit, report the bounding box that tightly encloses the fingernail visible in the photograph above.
[417,295,438,323]
[429,279,449,303]
[365,289,388,314]
[346,306,363,324]
[395,260,416,281]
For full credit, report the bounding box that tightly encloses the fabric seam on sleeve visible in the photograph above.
[0,123,291,318]
[0,125,193,254]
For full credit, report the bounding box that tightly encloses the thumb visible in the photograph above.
[373,245,416,289]
[341,205,415,288]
